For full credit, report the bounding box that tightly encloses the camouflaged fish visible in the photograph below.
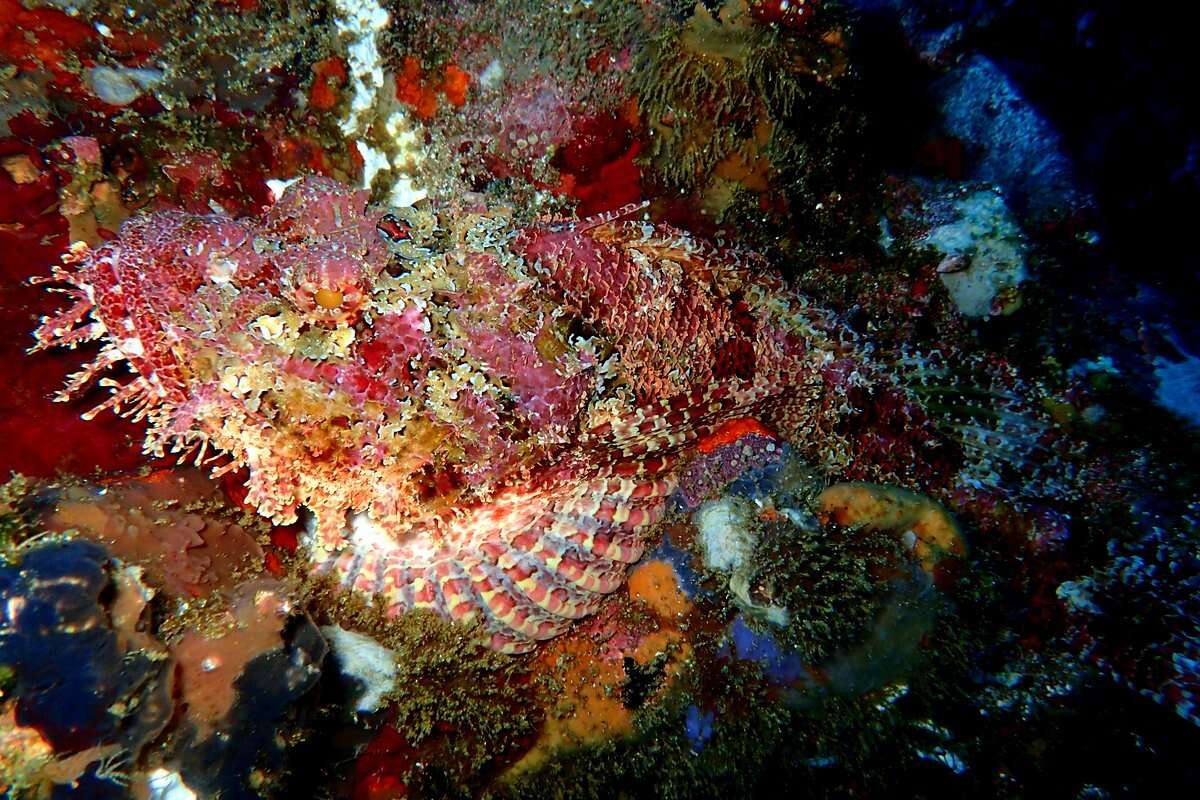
[34,176,882,653]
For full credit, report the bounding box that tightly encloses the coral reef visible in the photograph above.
[4,0,1200,797]
[1058,503,1200,726]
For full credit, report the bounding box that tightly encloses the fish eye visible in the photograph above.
[314,287,345,310]
[377,214,412,243]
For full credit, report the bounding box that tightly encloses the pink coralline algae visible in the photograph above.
[34,177,911,653]
[673,430,781,512]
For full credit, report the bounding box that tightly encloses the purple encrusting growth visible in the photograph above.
[726,615,812,686]
[673,433,782,512]
[684,705,716,753]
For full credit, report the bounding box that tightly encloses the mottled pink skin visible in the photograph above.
[46,182,836,469]
[463,326,588,433]
[33,178,400,440]
[358,306,434,392]
[455,388,519,483]
[36,177,627,485]
[278,355,397,408]
[256,178,390,325]
[273,246,362,323]
[511,219,755,397]
[463,251,523,317]
[73,211,253,405]
[262,177,378,242]
[453,249,593,433]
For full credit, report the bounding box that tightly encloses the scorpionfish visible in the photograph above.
[33,177,909,653]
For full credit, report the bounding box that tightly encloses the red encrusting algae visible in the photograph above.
[395,57,472,120]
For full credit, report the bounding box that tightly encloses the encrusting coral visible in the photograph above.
[817,482,966,573]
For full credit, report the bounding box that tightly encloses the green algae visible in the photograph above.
[304,578,537,793]
[627,1,805,187]
[751,517,910,665]
[493,634,971,800]
[0,474,31,562]
[383,611,536,764]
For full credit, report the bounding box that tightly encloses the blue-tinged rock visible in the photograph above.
[684,705,716,753]
[1153,344,1200,428]
[934,54,1082,220]
[726,615,812,687]
[0,540,173,754]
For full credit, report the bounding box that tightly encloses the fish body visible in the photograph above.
[35,177,856,652]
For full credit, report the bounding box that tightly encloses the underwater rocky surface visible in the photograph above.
[1,1,1199,798]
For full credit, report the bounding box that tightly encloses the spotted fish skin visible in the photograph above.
[33,178,858,652]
